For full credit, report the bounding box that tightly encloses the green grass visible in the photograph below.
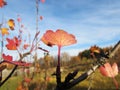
[0,76,23,90]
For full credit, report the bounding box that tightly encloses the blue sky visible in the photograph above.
[0,0,120,59]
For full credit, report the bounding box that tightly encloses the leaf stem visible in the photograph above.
[56,46,61,84]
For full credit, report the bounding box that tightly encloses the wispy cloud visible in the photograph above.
[0,0,120,57]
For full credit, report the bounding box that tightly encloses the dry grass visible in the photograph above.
[0,67,120,90]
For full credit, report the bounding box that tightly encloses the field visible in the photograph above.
[0,67,120,90]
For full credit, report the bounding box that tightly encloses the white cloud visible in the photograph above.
[1,0,120,58]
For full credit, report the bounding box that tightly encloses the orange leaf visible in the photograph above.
[40,16,43,20]
[2,53,13,61]
[0,0,7,8]
[6,37,21,50]
[40,0,45,3]
[90,45,100,53]
[23,44,30,49]
[8,19,15,30]
[41,29,77,47]
[1,28,9,35]
[41,35,54,47]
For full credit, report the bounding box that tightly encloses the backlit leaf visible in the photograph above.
[2,54,31,66]
[2,53,13,61]
[1,28,9,35]
[41,29,77,47]
[40,16,43,20]
[0,0,7,8]
[6,37,21,50]
[99,62,118,77]
[23,44,30,49]
[40,0,45,3]
[8,19,15,30]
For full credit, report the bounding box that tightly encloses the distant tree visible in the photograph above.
[70,56,80,65]
[78,49,91,59]
[61,52,70,66]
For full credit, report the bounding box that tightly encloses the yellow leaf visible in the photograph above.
[8,19,15,30]
[1,28,9,35]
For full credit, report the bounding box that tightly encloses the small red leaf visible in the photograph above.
[2,53,13,61]
[23,44,30,49]
[24,77,31,83]
[17,17,21,22]
[0,0,7,8]
[40,0,45,3]
[40,16,43,20]
[6,37,21,50]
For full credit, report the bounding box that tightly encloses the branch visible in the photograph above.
[0,51,31,86]
[55,40,120,90]
[109,40,120,58]
[55,63,100,90]
[19,51,31,61]
[0,65,17,86]
[64,69,79,83]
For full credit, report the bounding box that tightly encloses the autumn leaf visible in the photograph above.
[0,0,7,8]
[99,62,118,77]
[40,0,45,3]
[23,44,30,49]
[0,28,9,35]
[90,45,100,53]
[6,38,17,50]
[112,63,119,76]
[8,19,15,30]
[16,84,24,90]
[2,54,31,66]
[6,37,21,50]
[41,35,54,47]
[2,53,13,61]
[17,14,21,22]
[24,77,32,83]
[99,62,119,89]
[41,29,77,47]
[17,17,21,22]
[40,16,43,20]
[41,29,77,84]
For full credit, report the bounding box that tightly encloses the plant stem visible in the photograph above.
[112,77,119,90]
[56,46,61,85]
[0,65,18,86]
[0,51,31,86]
